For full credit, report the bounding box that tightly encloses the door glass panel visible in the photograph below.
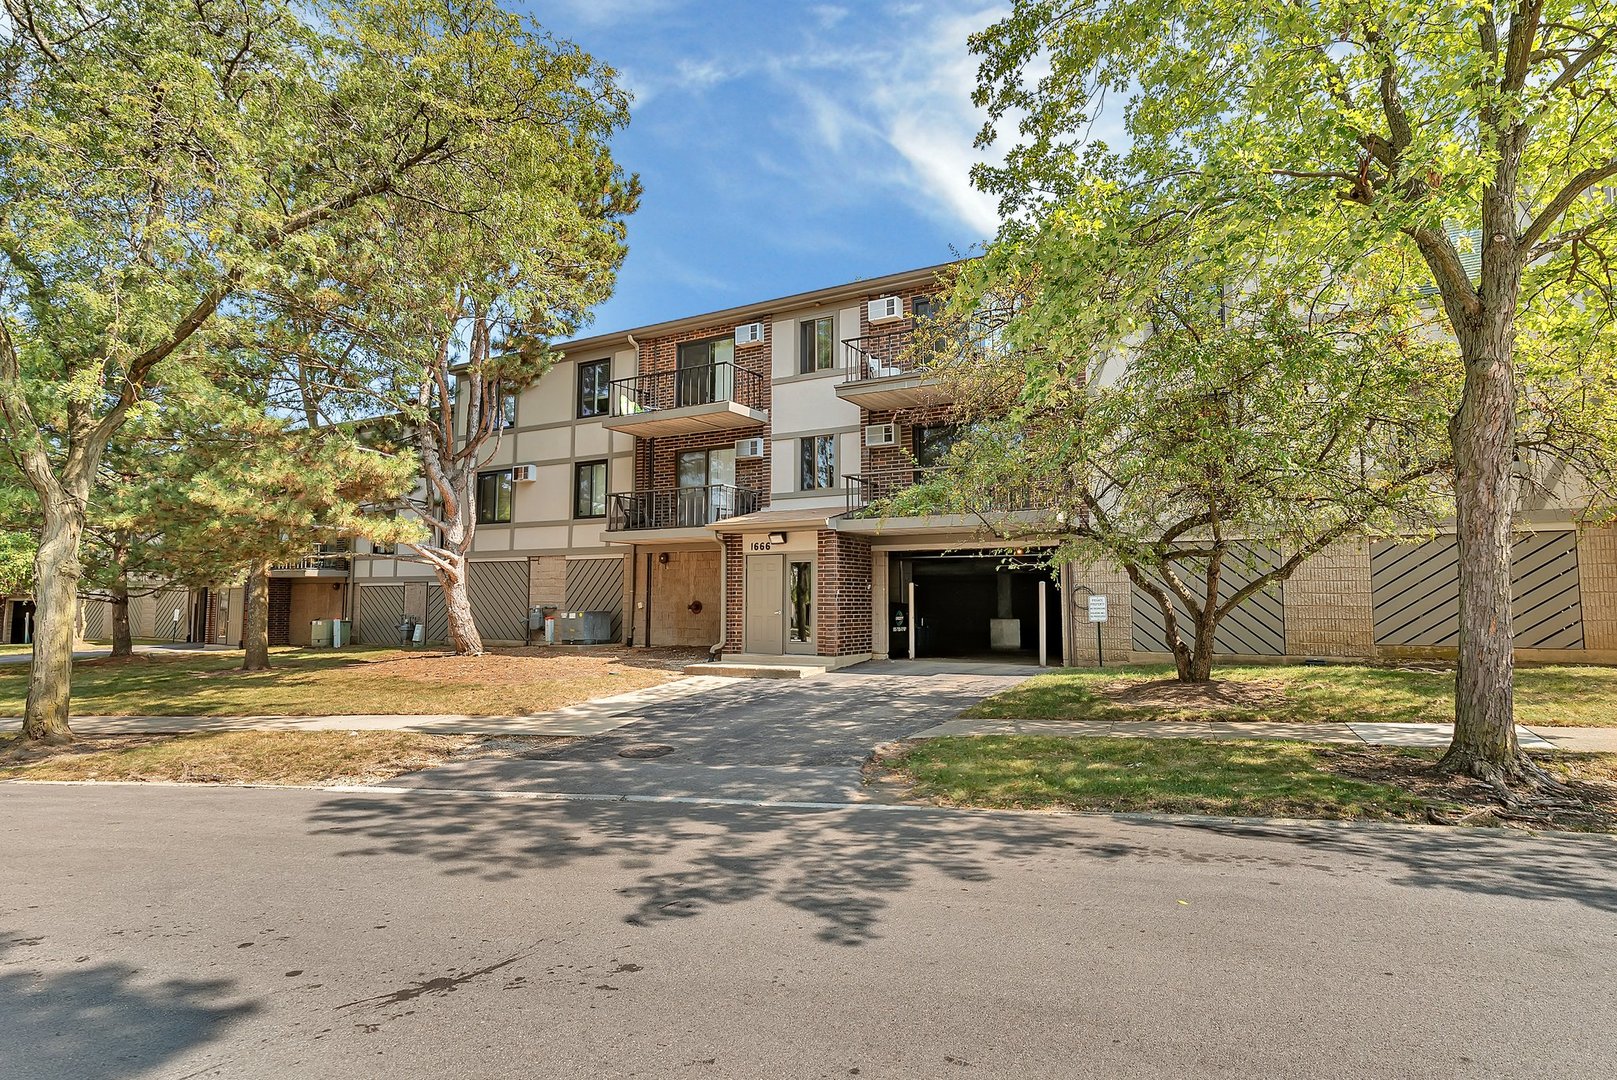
[677,450,708,526]
[788,561,814,644]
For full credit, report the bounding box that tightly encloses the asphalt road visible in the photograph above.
[3,783,1615,1079]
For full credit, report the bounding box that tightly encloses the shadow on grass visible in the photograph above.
[306,790,1617,951]
[0,937,258,1080]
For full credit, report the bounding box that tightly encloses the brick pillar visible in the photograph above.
[1578,524,1617,651]
[721,533,744,653]
[1283,539,1376,658]
[817,529,873,657]
[1067,561,1133,666]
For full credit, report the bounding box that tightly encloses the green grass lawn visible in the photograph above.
[884,736,1617,829]
[0,646,694,717]
[964,662,1617,727]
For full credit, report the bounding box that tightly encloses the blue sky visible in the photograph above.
[526,1,1012,333]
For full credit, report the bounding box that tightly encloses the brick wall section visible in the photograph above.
[1067,561,1134,666]
[1284,539,1376,657]
[1578,524,1617,650]
[860,401,958,474]
[816,529,873,656]
[633,318,773,505]
[528,555,567,608]
[721,532,744,652]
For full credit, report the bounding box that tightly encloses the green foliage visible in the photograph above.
[967,0,1617,509]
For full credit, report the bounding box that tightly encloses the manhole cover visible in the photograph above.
[617,743,676,759]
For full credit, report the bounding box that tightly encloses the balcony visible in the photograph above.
[834,326,951,411]
[606,484,762,533]
[602,361,768,438]
[270,553,350,576]
[845,465,1053,517]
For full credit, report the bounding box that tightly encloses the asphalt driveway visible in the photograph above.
[394,660,1040,803]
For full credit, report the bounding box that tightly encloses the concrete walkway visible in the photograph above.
[0,642,234,665]
[911,716,1617,753]
[2,674,744,739]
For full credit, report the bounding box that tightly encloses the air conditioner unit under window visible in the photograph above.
[511,464,538,482]
[867,296,904,324]
[735,322,765,346]
[865,422,898,448]
[734,437,765,460]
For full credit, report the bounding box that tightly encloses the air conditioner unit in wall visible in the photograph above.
[734,437,766,460]
[735,322,765,346]
[867,296,904,324]
[865,422,898,448]
[511,464,538,482]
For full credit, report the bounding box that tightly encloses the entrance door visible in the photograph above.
[786,559,815,655]
[744,555,784,654]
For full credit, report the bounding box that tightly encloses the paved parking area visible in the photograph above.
[394,662,1037,803]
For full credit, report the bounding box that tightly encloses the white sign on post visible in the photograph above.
[1088,595,1109,622]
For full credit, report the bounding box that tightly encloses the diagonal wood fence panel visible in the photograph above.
[1371,531,1584,649]
[565,557,625,642]
[356,584,404,646]
[468,560,529,642]
[1130,544,1286,656]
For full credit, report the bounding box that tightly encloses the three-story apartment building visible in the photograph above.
[349,261,1617,669]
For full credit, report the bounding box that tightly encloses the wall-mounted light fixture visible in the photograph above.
[658,552,670,565]
[768,531,788,545]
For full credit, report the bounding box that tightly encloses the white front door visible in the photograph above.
[745,556,784,654]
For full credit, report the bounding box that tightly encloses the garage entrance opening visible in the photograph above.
[888,551,1061,661]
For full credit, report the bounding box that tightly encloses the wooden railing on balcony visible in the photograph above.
[607,484,762,532]
[608,361,767,416]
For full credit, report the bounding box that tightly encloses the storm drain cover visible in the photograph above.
[617,743,676,759]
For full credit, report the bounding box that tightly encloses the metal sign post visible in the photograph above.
[1087,593,1109,668]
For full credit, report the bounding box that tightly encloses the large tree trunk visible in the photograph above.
[242,561,272,672]
[23,498,83,744]
[1440,324,1530,782]
[435,555,483,656]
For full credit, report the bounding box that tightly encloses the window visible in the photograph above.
[578,358,611,418]
[676,336,735,406]
[799,315,835,374]
[914,424,960,469]
[800,434,836,491]
[499,389,518,428]
[574,460,608,519]
[475,469,513,524]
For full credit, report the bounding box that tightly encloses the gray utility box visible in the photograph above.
[554,610,614,645]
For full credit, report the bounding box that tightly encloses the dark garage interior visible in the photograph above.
[888,551,1061,660]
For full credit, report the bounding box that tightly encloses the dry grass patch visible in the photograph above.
[0,730,567,786]
[0,645,705,717]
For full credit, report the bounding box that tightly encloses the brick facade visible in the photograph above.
[816,529,873,657]
[1283,540,1377,657]
[1066,560,1134,666]
[1578,524,1617,651]
[721,532,745,652]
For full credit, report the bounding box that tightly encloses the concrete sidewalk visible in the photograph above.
[911,717,1617,753]
[1,674,742,739]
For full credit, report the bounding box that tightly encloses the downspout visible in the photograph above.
[710,540,725,662]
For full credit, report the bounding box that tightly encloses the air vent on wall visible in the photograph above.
[867,296,903,324]
[865,422,898,448]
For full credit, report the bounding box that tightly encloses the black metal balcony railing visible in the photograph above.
[607,484,762,532]
[608,361,767,416]
[844,465,1055,516]
[841,326,931,383]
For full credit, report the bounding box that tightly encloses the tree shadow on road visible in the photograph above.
[309,793,1617,949]
[0,937,259,1080]
[307,796,1071,946]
